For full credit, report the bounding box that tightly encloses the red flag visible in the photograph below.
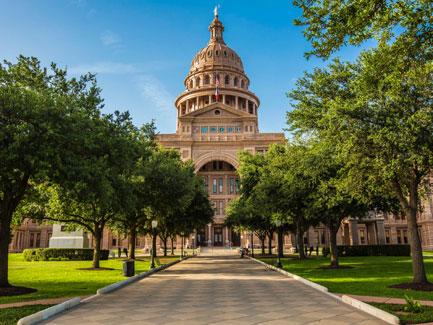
[215,74,220,101]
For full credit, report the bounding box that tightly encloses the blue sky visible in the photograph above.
[0,0,366,134]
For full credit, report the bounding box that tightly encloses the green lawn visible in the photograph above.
[1,253,178,305]
[259,255,433,301]
[370,303,433,324]
[0,305,53,325]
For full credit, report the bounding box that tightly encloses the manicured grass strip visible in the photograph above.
[259,255,433,301]
[2,254,178,305]
[0,304,53,325]
[370,303,433,324]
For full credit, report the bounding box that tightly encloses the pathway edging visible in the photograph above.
[16,256,190,325]
[247,256,400,325]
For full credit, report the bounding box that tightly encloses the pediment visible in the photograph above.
[183,103,251,118]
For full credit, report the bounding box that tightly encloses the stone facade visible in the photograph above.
[8,11,433,253]
[156,11,285,247]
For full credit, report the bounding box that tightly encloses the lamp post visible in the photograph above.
[180,231,185,259]
[150,220,158,269]
[275,220,282,268]
[192,235,195,255]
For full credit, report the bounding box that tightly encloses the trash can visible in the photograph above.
[123,260,135,277]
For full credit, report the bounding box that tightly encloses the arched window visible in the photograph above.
[204,75,210,85]
[241,79,245,88]
[189,80,193,89]
[196,77,201,87]
[234,77,239,87]
[224,75,230,86]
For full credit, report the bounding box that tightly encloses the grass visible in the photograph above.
[0,305,53,325]
[1,253,178,305]
[369,303,433,324]
[259,255,433,301]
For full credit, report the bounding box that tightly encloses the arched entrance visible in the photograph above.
[196,159,240,247]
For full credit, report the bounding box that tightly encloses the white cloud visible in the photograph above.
[100,30,121,47]
[137,75,173,113]
[68,62,137,75]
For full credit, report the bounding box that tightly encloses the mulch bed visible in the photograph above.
[390,282,433,291]
[76,267,114,271]
[0,286,37,297]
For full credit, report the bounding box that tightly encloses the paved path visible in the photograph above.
[43,256,386,325]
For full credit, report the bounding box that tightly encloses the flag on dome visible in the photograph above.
[214,74,220,101]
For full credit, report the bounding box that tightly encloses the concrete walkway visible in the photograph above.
[42,256,386,325]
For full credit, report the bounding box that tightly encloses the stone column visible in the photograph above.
[208,95,212,105]
[376,219,386,244]
[343,223,350,245]
[235,96,238,110]
[224,227,229,246]
[348,219,359,245]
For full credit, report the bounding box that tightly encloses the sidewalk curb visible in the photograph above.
[17,298,81,325]
[16,256,190,325]
[247,256,400,325]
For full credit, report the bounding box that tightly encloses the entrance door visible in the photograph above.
[231,230,241,247]
[196,229,206,246]
[214,226,223,246]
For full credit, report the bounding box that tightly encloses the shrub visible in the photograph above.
[404,295,423,313]
[23,248,109,261]
[338,244,410,257]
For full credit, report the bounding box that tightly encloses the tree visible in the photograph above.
[110,122,157,260]
[140,148,196,257]
[41,111,139,268]
[288,44,433,283]
[293,0,433,58]
[0,56,103,288]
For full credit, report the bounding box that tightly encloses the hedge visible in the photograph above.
[322,244,411,257]
[23,248,109,261]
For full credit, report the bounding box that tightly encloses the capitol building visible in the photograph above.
[9,11,433,252]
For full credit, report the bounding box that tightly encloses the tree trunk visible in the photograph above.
[268,231,273,255]
[277,228,283,259]
[297,224,306,260]
[170,237,174,255]
[260,237,265,255]
[92,228,102,269]
[163,237,168,257]
[0,208,12,287]
[329,222,339,268]
[394,176,428,284]
[128,226,136,260]
[406,206,428,283]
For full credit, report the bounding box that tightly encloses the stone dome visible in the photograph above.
[188,15,244,74]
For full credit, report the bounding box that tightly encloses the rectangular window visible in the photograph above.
[359,229,365,244]
[193,127,199,133]
[112,238,117,246]
[385,229,390,244]
[229,177,235,194]
[30,233,35,248]
[35,233,41,247]
[219,201,224,215]
[203,176,209,192]
[235,127,241,133]
[210,126,217,133]
[397,230,402,244]
[201,126,208,133]
[235,179,240,193]
[219,127,225,133]
[228,127,234,133]
[212,179,217,194]
[218,177,223,193]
